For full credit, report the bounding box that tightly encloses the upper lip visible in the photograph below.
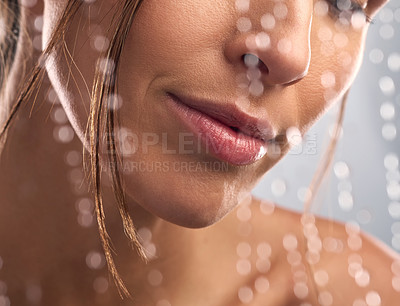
[167,93,275,142]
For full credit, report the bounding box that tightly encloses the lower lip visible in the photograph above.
[165,94,268,165]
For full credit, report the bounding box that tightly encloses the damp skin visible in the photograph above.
[0,0,398,305]
[40,0,384,228]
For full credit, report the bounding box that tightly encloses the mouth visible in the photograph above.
[164,92,276,165]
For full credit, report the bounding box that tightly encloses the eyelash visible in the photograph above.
[326,0,373,23]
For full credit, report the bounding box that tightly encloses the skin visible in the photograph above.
[0,0,398,305]
[42,0,375,228]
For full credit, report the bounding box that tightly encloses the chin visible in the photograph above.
[128,179,240,229]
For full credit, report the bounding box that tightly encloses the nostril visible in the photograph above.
[257,60,269,74]
[242,54,269,74]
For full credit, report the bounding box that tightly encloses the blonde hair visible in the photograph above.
[0,0,146,298]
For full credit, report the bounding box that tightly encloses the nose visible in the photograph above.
[224,1,312,86]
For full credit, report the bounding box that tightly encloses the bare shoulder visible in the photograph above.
[313,215,400,305]
[249,198,400,304]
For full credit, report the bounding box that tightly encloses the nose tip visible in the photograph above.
[225,34,311,86]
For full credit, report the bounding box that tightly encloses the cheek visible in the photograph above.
[296,21,368,132]
[43,2,116,146]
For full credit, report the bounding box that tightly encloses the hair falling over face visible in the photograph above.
[0,0,147,297]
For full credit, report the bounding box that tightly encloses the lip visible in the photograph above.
[164,92,275,165]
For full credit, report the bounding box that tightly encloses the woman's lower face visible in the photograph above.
[43,0,375,227]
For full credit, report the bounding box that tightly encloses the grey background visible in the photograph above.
[253,0,400,251]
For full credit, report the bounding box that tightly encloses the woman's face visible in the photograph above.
[42,0,386,227]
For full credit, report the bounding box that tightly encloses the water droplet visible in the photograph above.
[138,227,152,244]
[254,276,270,293]
[65,150,81,167]
[357,209,372,224]
[106,94,123,110]
[314,270,329,287]
[243,54,260,68]
[380,102,396,120]
[384,153,399,171]
[236,259,251,275]
[388,202,400,219]
[261,13,276,30]
[388,52,400,72]
[395,7,400,22]
[321,71,336,88]
[353,300,368,306]
[257,242,272,259]
[348,235,363,251]
[334,161,350,179]
[355,270,370,287]
[274,2,288,19]
[387,181,400,200]
[75,198,93,214]
[256,258,271,273]
[237,242,252,258]
[392,235,400,250]
[287,250,302,266]
[249,79,264,96]
[382,123,397,141]
[380,24,395,40]
[348,253,363,265]
[260,201,275,215]
[365,291,381,306]
[351,11,367,29]
[345,222,360,235]
[21,0,38,8]
[236,204,252,222]
[306,251,321,265]
[379,76,395,96]
[0,296,11,306]
[323,237,344,253]
[93,277,108,294]
[286,126,302,147]
[86,251,105,270]
[34,16,43,32]
[391,260,400,275]
[147,269,163,286]
[26,284,42,303]
[283,233,298,251]
[308,236,323,252]
[77,212,94,227]
[379,7,394,23]
[297,187,312,202]
[255,32,271,50]
[238,287,254,303]
[338,191,354,211]
[392,276,400,292]
[237,17,252,32]
[318,291,333,305]
[145,243,157,259]
[293,282,309,299]
[156,300,172,306]
[314,1,329,16]
[369,48,384,64]
[33,35,42,51]
[271,179,287,197]
[53,125,75,143]
[235,0,250,12]
[392,222,400,235]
